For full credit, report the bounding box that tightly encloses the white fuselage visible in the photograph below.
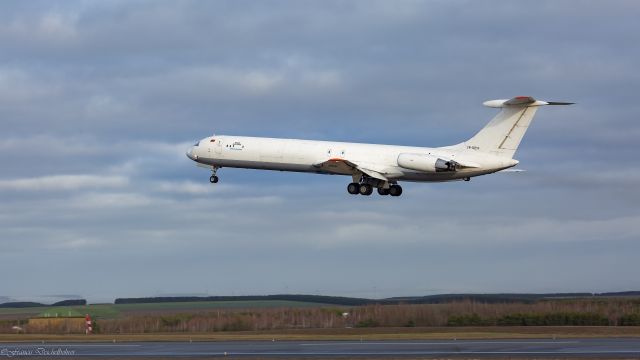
[186,97,569,195]
[186,135,518,183]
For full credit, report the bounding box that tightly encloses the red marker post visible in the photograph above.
[85,314,93,335]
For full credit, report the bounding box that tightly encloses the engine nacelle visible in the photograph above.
[397,153,458,173]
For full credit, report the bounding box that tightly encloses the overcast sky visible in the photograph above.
[1,0,639,303]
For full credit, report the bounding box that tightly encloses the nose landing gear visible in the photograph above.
[209,167,220,184]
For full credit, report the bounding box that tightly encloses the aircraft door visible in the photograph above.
[214,138,222,154]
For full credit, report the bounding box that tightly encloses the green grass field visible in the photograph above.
[0,300,336,320]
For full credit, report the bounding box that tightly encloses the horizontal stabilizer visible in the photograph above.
[504,96,536,106]
[483,96,574,108]
[546,101,575,105]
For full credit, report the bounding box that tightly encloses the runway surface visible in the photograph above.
[2,338,640,358]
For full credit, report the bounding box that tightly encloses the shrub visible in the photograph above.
[222,317,251,331]
[447,313,491,326]
[160,314,193,328]
[355,318,379,328]
[619,314,640,326]
[496,312,609,326]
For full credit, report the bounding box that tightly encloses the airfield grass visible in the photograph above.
[2,326,640,343]
[0,300,336,320]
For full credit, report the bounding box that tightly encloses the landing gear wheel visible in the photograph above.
[389,185,403,197]
[209,175,219,183]
[347,182,360,195]
[377,187,390,196]
[359,184,373,196]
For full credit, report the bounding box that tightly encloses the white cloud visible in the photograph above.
[154,180,214,195]
[142,65,344,99]
[0,11,79,45]
[53,236,102,250]
[287,210,640,248]
[0,67,61,103]
[0,135,89,155]
[452,215,640,244]
[68,192,155,208]
[84,94,129,119]
[301,70,343,89]
[0,174,128,191]
[241,71,284,93]
[38,12,79,41]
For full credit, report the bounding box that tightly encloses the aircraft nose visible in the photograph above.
[186,146,196,160]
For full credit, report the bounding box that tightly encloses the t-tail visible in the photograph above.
[460,96,573,159]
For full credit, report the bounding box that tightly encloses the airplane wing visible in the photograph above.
[313,158,393,181]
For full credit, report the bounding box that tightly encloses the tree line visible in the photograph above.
[113,292,640,306]
[0,299,86,308]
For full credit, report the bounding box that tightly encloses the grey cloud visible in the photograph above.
[1,0,639,301]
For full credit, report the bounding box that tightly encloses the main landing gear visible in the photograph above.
[347,182,402,197]
[209,167,220,183]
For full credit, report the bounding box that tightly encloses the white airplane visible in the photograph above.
[186,96,572,196]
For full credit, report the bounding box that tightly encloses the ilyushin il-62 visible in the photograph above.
[187,96,572,197]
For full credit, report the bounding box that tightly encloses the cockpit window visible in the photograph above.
[194,141,200,146]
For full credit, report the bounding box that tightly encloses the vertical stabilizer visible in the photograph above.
[461,96,571,159]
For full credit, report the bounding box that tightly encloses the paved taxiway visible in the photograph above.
[2,338,640,358]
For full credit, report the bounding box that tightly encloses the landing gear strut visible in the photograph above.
[209,167,220,183]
